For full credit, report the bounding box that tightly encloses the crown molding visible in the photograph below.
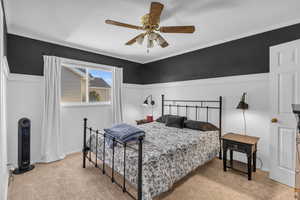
[142,19,300,64]
[7,26,143,64]
[7,19,300,64]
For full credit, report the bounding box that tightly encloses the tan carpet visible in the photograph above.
[8,153,294,200]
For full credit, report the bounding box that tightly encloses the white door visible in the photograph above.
[269,39,300,187]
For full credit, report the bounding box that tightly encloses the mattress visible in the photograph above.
[88,122,219,200]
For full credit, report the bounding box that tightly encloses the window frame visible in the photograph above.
[60,58,114,107]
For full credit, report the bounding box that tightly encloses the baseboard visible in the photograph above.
[3,169,8,200]
[64,149,82,156]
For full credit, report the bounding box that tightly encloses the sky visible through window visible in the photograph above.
[89,69,112,86]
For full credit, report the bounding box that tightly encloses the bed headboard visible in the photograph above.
[161,94,223,159]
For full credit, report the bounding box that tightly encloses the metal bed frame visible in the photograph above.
[82,94,223,200]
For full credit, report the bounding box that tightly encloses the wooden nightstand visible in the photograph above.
[135,119,152,125]
[222,133,260,180]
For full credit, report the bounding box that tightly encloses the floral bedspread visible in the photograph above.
[89,122,219,200]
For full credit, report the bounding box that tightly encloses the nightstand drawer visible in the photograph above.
[224,140,251,154]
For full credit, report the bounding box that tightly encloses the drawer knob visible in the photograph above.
[271,118,278,123]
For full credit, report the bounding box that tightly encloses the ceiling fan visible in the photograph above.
[105,2,195,49]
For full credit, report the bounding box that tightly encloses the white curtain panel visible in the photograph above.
[112,67,124,124]
[40,56,65,163]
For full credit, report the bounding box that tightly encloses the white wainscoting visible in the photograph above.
[140,73,270,171]
[6,73,271,172]
[6,74,143,166]
[7,74,44,165]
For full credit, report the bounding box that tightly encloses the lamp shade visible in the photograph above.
[236,93,249,110]
[143,95,155,107]
[143,99,149,106]
[236,101,249,110]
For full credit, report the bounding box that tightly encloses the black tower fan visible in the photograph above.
[13,118,34,174]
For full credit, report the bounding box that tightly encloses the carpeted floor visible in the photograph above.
[8,153,294,200]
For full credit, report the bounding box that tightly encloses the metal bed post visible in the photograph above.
[195,105,198,120]
[185,105,188,117]
[83,118,87,168]
[112,138,115,183]
[206,106,209,122]
[162,94,164,116]
[95,130,98,167]
[89,128,92,161]
[103,133,106,174]
[123,143,127,192]
[219,96,223,160]
[137,136,144,200]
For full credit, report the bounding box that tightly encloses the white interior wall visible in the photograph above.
[6,72,271,171]
[0,58,9,200]
[6,74,143,165]
[140,73,270,171]
[7,74,43,165]
[61,105,112,155]
[62,84,144,154]
[0,1,9,199]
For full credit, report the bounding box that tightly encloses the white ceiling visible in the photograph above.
[4,0,300,63]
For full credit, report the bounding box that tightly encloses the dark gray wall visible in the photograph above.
[141,23,300,84]
[7,23,300,84]
[7,34,143,84]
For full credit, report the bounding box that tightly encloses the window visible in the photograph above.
[61,63,112,105]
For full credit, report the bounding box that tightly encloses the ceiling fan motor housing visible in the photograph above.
[141,14,159,30]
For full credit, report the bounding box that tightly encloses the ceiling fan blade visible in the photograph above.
[156,34,169,48]
[105,19,143,30]
[149,2,164,25]
[125,33,146,45]
[159,26,195,33]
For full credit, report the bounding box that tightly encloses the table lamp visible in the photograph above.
[143,95,155,122]
[236,92,249,135]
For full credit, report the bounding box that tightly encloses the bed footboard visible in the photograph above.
[82,118,144,200]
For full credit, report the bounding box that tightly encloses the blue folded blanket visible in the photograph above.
[104,123,145,148]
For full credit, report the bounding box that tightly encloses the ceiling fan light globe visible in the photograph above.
[147,39,154,48]
[148,32,158,40]
[156,34,168,47]
[136,35,144,45]
[150,40,154,48]
[156,36,163,45]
